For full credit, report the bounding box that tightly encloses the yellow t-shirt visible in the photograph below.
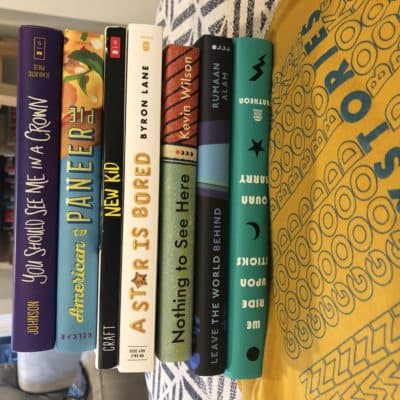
[240,0,400,398]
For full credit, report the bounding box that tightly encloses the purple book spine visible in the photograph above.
[12,26,63,351]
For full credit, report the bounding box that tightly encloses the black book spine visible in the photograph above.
[189,35,233,375]
[97,26,126,369]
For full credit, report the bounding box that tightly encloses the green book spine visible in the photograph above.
[225,37,273,379]
[156,44,200,361]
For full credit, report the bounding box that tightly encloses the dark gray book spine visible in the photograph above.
[189,35,233,375]
[97,26,126,369]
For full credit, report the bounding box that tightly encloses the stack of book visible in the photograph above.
[12,23,272,379]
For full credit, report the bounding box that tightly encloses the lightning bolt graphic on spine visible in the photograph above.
[250,54,266,81]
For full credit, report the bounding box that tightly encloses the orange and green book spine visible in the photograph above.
[56,30,104,352]
[156,44,199,362]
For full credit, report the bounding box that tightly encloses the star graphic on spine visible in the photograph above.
[131,272,147,289]
[248,139,264,156]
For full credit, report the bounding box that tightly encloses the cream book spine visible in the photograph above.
[118,24,162,373]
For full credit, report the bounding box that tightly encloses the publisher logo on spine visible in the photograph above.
[142,40,150,51]
[33,37,46,60]
[110,36,121,59]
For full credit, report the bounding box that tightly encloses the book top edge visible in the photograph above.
[63,28,104,36]
[104,26,126,32]
[233,36,273,46]
[19,25,62,34]
[164,43,198,51]
[195,35,232,44]
[126,23,162,30]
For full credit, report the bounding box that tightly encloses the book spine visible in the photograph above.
[96,27,126,369]
[225,37,272,379]
[118,24,162,373]
[56,30,104,352]
[12,26,63,352]
[156,44,199,362]
[189,35,232,375]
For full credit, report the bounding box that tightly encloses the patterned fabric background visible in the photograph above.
[147,358,241,400]
[146,1,280,399]
[155,0,280,46]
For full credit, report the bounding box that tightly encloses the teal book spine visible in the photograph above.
[225,37,273,379]
[56,30,104,352]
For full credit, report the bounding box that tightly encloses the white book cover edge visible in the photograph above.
[118,23,162,373]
